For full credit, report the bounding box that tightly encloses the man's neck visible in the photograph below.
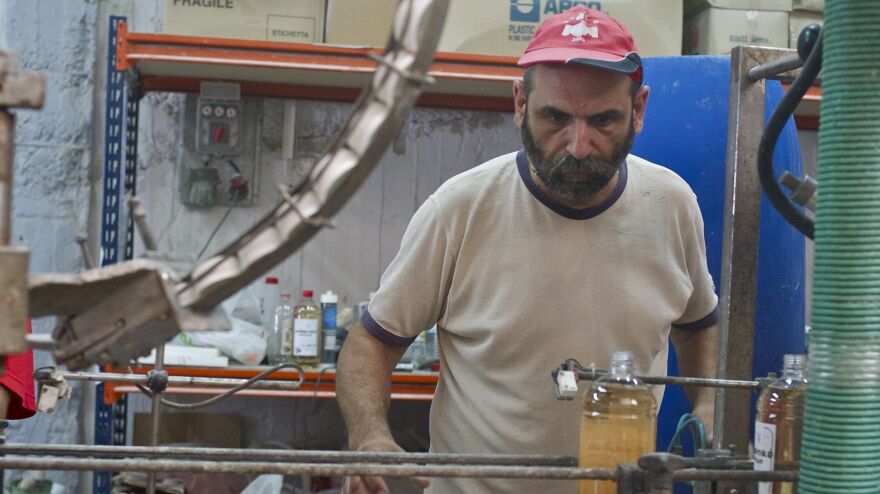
[529,164,621,210]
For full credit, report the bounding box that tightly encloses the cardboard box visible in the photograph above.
[790,11,823,48]
[684,8,790,55]
[685,0,792,13]
[164,0,325,43]
[325,0,397,47]
[326,0,683,57]
[133,413,242,448]
[793,0,823,12]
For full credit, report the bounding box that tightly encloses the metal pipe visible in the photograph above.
[574,371,763,390]
[146,346,164,494]
[61,371,304,391]
[0,457,799,482]
[0,111,14,246]
[0,443,576,466]
[75,234,96,270]
[746,54,804,81]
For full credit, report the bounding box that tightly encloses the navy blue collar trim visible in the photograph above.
[516,149,628,220]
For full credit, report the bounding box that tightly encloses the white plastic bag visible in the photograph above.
[241,474,283,494]
[180,317,268,365]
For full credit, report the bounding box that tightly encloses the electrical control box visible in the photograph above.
[196,82,243,156]
[180,84,260,209]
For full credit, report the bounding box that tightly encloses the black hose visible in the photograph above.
[757,25,822,240]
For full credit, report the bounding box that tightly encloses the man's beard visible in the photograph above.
[521,109,635,203]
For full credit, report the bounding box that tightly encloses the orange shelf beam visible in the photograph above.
[103,365,438,405]
[116,21,519,112]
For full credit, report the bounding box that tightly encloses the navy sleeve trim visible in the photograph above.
[672,305,719,331]
[361,310,417,347]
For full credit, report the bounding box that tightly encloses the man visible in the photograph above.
[337,6,718,493]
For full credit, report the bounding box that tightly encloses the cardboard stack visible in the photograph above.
[790,0,823,49]
[326,0,684,57]
[164,0,325,43]
[684,0,792,55]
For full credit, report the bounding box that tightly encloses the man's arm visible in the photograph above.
[337,321,427,493]
[670,324,719,444]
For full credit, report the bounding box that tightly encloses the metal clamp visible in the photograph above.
[34,368,73,414]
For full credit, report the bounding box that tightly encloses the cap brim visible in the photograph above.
[518,48,641,75]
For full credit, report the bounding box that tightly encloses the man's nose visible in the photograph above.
[566,119,594,160]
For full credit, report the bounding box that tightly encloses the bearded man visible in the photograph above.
[337,6,719,494]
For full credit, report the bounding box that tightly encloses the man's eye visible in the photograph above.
[590,114,618,127]
[548,112,568,124]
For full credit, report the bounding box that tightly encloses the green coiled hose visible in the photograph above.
[799,0,880,492]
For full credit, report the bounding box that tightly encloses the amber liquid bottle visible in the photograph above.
[579,351,658,494]
[754,354,807,494]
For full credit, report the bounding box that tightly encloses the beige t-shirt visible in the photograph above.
[364,150,718,493]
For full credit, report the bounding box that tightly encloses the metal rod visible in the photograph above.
[747,54,804,81]
[1,421,7,490]
[61,371,305,391]
[1,443,576,467]
[0,457,799,482]
[146,346,164,494]
[75,234,96,270]
[0,457,614,480]
[128,196,158,251]
[574,370,763,390]
[0,111,15,246]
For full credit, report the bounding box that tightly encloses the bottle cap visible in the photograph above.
[783,354,807,370]
[611,351,634,366]
[320,290,338,304]
[303,289,314,298]
[265,277,279,285]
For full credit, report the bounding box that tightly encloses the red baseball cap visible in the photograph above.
[517,6,642,83]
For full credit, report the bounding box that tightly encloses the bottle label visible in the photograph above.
[754,421,776,494]
[280,318,294,355]
[294,318,319,357]
[324,333,337,351]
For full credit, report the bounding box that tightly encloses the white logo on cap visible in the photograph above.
[562,12,599,43]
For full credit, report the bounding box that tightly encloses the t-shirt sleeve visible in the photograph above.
[363,197,455,346]
[672,200,719,331]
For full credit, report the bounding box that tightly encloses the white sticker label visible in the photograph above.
[754,421,777,494]
[294,318,319,357]
[324,334,337,351]
[280,319,294,355]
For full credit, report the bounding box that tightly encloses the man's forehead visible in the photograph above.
[529,65,632,111]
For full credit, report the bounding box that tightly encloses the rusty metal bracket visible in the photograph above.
[0,51,44,356]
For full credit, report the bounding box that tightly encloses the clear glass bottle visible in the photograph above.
[293,289,322,367]
[579,351,657,494]
[267,293,293,364]
[754,354,807,494]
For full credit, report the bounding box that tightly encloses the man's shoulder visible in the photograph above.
[627,154,698,204]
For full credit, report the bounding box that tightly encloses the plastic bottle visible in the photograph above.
[267,293,293,364]
[579,351,657,494]
[293,289,322,367]
[754,354,807,494]
[320,290,338,364]
[257,277,281,328]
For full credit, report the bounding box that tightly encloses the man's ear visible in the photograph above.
[632,84,650,134]
[513,79,527,129]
